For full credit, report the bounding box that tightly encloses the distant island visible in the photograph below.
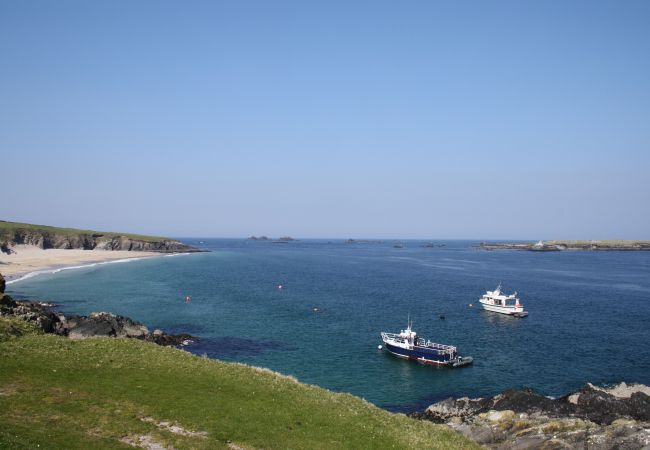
[479,240,650,251]
[248,235,270,240]
[346,238,383,244]
[248,235,297,243]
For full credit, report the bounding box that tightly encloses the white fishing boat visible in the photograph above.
[479,285,528,317]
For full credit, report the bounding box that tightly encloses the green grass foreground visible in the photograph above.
[0,220,168,243]
[0,317,476,449]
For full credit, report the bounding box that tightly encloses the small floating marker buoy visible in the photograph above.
[277,284,283,290]
[469,303,473,308]
[377,345,382,350]
[185,295,191,303]
[313,307,318,312]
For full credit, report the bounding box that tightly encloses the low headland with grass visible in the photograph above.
[479,239,650,251]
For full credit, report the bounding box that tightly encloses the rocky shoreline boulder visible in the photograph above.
[411,384,650,449]
[0,289,196,347]
[64,312,150,339]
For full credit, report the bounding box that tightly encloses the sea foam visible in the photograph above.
[5,256,161,285]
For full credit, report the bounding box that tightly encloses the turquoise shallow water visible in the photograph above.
[7,239,650,411]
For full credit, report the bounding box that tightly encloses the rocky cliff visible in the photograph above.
[1,221,202,253]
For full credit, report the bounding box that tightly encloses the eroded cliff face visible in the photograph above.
[5,230,200,253]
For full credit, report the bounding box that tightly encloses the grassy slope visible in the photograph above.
[0,221,168,243]
[0,317,476,450]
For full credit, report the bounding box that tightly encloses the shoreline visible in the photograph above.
[1,245,188,284]
[4,256,161,284]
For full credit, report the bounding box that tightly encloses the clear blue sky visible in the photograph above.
[2,1,649,239]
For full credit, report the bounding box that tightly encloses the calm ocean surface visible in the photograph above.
[7,239,650,411]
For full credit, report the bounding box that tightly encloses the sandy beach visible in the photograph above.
[0,245,160,280]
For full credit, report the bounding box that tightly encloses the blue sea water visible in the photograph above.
[7,239,650,411]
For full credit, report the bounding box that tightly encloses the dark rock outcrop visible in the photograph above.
[0,292,17,308]
[412,384,650,449]
[413,386,650,425]
[0,272,5,294]
[1,242,14,255]
[63,312,148,339]
[145,329,195,346]
[0,294,196,347]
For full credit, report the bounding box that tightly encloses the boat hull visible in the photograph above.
[383,342,455,365]
[480,301,527,316]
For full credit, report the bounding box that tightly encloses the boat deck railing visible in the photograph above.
[381,332,405,344]
[381,332,456,353]
[416,338,456,353]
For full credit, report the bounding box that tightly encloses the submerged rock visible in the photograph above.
[145,332,195,346]
[412,384,650,449]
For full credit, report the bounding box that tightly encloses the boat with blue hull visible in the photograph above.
[380,320,473,368]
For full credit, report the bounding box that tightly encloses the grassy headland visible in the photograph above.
[0,316,476,449]
[0,220,200,256]
[0,221,168,243]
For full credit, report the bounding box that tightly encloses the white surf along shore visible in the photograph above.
[0,245,181,284]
